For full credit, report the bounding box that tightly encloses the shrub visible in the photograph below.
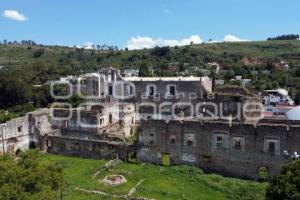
[33,48,45,58]
[266,159,300,200]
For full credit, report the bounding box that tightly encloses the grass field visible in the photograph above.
[40,153,267,200]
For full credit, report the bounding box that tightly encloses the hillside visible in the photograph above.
[0,40,300,110]
[1,40,300,81]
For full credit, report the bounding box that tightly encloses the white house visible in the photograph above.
[264,89,294,106]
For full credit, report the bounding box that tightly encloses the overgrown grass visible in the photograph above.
[40,153,267,200]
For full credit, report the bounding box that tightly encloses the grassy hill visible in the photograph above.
[1,40,300,82]
[1,40,300,76]
[0,40,300,110]
[40,153,267,200]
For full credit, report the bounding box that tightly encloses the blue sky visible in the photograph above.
[1,0,300,49]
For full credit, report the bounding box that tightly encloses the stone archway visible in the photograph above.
[29,141,37,149]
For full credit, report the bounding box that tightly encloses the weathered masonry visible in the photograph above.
[137,119,300,179]
[123,76,212,103]
[39,135,129,160]
[51,102,135,140]
[0,109,50,154]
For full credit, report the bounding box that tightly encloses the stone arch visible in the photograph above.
[15,148,22,155]
[29,141,37,149]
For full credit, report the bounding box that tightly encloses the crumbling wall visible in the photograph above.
[0,116,29,154]
[40,135,128,160]
[137,119,300,179]
[0,109,50,154]
[119,103,136,138]
[51,102,135,141]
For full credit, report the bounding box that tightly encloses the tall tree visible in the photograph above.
[0,150,65,200]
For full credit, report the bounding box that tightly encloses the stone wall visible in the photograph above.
[129,79,207,104]
[137,119,300,179]
[40,135,128,160]
[51,102,135,140]
[0,109,50,154]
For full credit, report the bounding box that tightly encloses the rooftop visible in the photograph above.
[123,76,209,82]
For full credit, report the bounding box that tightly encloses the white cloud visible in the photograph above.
[126,35,203,50]
[126,34,249,49]
[126,36,156,50]
[3,10,27,21]
[82,41,94,49]
[223,34,248,42]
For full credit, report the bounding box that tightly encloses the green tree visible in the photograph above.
[266,61,275,71]
[139,62,152,77]
[33,85,53,108]
[151,46,170,58]
[0,75,33,108]
[266,159,300,200]
[0,150,65,200]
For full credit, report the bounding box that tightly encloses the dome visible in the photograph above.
[286,106,300,120]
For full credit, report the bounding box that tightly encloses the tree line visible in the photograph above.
[267,34,299,41]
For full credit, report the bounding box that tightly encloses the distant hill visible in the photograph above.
[1,40,300,109]
[0,40,300,79]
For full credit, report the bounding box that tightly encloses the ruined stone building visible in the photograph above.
[1,67,300,180]
[137,119,300,179]
[0,109,50,154]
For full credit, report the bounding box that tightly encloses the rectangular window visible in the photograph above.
[216,136,223,147]
[169,86,176,96]
[264,138,280,155]
[126,85,134,96]
[149,86,154,96]
[99,118,104,125]
[108,86,113,95]
[18,126,22,132]
[233,137,241,149]
[268,142,275,154]
[129,86,133,95]
[213,133,229,151]
[230,136,245,151]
